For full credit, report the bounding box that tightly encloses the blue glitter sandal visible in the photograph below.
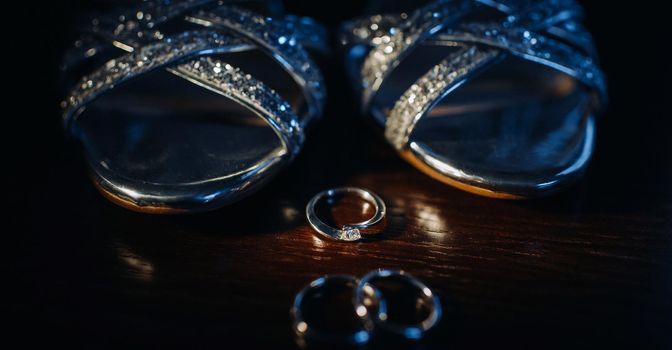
[61,1,327,213]
[340,0,606,198]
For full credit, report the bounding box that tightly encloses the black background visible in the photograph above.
[9,1,672,348]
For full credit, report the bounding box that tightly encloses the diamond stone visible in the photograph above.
[339,227,361,241]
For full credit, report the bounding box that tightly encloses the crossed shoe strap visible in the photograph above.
[341,0,605,150]
[63,1,329,157]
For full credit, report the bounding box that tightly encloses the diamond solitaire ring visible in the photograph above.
[305,187,386,242]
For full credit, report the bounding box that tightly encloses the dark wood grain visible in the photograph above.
[15,1,672,349]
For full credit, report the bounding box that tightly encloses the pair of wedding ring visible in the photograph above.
[290,269,441,346]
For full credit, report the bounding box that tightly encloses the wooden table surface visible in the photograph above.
[16,1,672,348]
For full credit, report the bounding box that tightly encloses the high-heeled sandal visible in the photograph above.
[61,0,327,213]
[340,0,606,199]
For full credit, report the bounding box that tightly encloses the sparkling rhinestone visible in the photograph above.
[339,228,361,241]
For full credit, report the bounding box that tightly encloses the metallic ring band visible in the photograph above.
[290,275,373,346]
[305,187,386,242]
[354,269,442,340]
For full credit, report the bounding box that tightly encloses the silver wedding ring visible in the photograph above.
[290,275,373,346]
[355,269,442,340]
[290,270,441,346]
[305,187,386,241]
